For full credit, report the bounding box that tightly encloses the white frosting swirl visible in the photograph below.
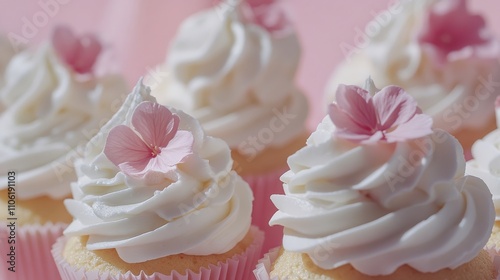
[64,81,253,263]
[150,3,308,153]
[326,0,500,132]
[0,43,127,199]
[270,116,494,275]
[466,127,500,220]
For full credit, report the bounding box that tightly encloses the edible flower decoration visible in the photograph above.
[104,101,194,184]
[52,25,102,74]
[329,78,433,144]
[418,0,499,65]
[240,0,292,36]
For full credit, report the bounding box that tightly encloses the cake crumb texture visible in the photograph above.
[270,248,494,280]
[62,229,254,276]
[0,189,72,225]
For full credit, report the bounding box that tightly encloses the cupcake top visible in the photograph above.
[0,26,127,199]
[150,0,308,155]
[466,98,500,220]
[63,80,253,263]
[270,78,495,276]
[326,0,500,132]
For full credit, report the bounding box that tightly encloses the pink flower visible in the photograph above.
[104,102,194,184]
[329,81,433,144]
[418,0,499,65]
[52,25,102,74]
[240,0,292,36]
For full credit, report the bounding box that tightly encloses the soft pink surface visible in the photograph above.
[0,0,499,129]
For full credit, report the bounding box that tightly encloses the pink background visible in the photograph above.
[1,0,499,128]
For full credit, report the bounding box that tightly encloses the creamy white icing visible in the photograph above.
[150,1,308,154]
[466,121,500,220]
[64,81,253,263]
[270,116,495,275]
[0,43,127,199]
[326,0,500,132]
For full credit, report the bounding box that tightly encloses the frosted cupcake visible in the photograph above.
[466,98,500,252]
[51,80,264,279]
[0,26,127,280]
[325,0,500,153]
[256,79,497,279]
[149,0,309,251]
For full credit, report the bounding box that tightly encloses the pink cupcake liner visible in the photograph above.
[243,168,286,254]
[485,245,500,280]
[0,222,67,280]
[52,225,264,280]
[255,247,500,280]
[253,247,280,280]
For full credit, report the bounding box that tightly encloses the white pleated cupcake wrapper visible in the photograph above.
[243,168,287,254]
[255,246,500,280]
[0,222,67,280]
[52,225,264,280]
[253,247,280,280]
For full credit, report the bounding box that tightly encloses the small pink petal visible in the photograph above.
[132,102,179,149]
[329,103,373,136]
[385,114,434,142]
[373,86,419,130]
[334,84,378,130]
[104,125,152,172]
[71,34,102,74]
[241,0,292,36]
[52,26,79,66]
[158,130,194,166]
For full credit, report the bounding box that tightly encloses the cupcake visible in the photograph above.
[466,98,500,252]
[51,80,264,279]
[0,26,127,280]
[148,0,309,251]
[256,79,497,279]
[325,0,500,153]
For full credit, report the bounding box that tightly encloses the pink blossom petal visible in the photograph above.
[385,114,434,143]
[158,130,194,166]
[71,34,102,74]
[329,103,373,136]
[132,102,179,149]
[104,125,152,173]
[242,0,292,36]
[333,84,378,130]
[373,86,419,130]
[418,0,494,64]
[52,26,79,66]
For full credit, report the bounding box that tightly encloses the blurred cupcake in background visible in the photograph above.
[256,79,497,279]
[52,81,263,280]
[148,0,309,252]
[466,97,500,253]
[0,26,127,280]
[325,0,500,154]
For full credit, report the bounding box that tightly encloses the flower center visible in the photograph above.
[150,144,161,157]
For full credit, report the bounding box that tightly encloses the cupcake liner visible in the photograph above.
[243,168,286,254]
[52,225,264,280]
[253,247,280,280]
[0,222,67,280]
[485,245,500,280]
